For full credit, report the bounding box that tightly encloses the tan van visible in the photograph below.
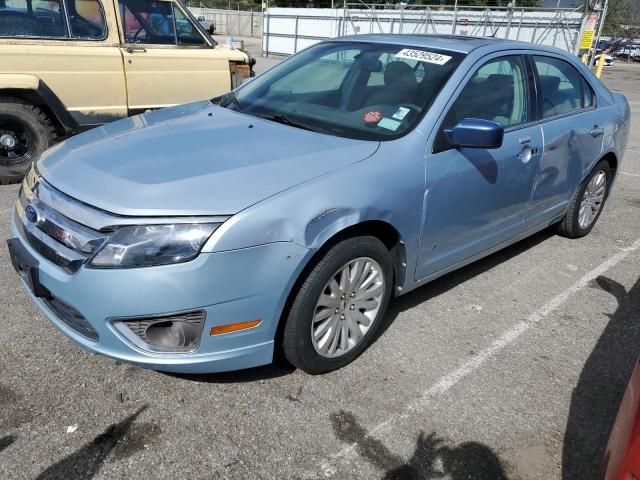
[0,0,254,183]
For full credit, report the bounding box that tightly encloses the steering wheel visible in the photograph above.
[132,27,146,41]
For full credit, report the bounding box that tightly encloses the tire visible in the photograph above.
[556,160,612,239]
[0,96,56,185]
[283,236,393,374]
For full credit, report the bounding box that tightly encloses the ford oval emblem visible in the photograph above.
[25,204,39,224]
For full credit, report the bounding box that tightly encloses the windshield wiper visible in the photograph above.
[256,113,316,132]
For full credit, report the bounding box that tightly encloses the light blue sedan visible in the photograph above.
[7,35,630,374]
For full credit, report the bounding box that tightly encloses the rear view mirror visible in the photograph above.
[354,53,383,72]
[445,118,504,149]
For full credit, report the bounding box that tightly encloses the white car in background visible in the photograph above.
[594,53,615,67]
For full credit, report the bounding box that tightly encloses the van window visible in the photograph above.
[173,5,204,45]
[119,0,176,45]
[0,0,66,37]
[68,0,106,39]
[0,0,106,39]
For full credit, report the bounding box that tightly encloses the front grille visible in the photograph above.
[45,296,99,341]
[16,177,108,273]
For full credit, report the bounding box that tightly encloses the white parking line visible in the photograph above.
[315,237,640,478]
[621,171,640,178]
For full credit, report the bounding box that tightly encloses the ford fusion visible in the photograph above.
[8,35,630,374]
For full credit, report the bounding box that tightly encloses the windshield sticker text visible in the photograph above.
[395,49,452,65]
[392,107,411,121]
[378,118,401,131]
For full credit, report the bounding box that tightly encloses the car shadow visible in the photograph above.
[562,274,640,478]
[164,362,296,384]
[331,409,509,479]
[374,228,555,344]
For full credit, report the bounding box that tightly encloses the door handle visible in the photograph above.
[517,146,533,164]
[518,136,531,144]
[125,45,147,53]
[590,126,604,137]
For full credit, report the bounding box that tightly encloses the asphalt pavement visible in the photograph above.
[0,62,638,480]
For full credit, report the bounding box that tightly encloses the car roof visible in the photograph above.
[332,34,560,55]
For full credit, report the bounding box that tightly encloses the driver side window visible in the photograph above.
[119,0,175,45]
[435,55,529,152]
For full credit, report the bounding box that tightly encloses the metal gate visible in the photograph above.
[263,4,586,56]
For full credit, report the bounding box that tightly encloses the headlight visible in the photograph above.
[89,224,219,268]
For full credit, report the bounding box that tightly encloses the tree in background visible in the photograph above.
[601,0,637,37]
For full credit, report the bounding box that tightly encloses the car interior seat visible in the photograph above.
[368,61,418,106]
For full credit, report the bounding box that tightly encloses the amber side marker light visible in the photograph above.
[210,320,262,336]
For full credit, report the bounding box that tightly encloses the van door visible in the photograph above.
[117,0,231,111]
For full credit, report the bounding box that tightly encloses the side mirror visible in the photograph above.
[445,118,504,149]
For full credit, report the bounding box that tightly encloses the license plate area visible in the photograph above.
[7,239,49,298]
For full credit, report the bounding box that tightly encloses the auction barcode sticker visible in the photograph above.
[395,49,452,65]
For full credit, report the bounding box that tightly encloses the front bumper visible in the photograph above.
[10,213,310,373]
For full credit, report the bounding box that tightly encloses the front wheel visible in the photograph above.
[282,236,393,374]
[556,160,612,238]
[0,97,56,184]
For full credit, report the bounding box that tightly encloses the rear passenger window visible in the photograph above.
[68,0,107,39]
[534,56,590,118]
[0,0,66,37]
[0,0,106,39]
[582,77,595,108]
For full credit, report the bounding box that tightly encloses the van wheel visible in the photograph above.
[556,160,612,238]
[0,97,56,185]
[283,236,393,374]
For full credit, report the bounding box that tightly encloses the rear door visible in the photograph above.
[416,53,543,279]
[117,0,231,111]
[525,54,603,227]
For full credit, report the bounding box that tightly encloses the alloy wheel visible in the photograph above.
[311,257,385,358]
[578,170,607,230]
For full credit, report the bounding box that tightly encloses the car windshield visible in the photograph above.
[214,41,464,141]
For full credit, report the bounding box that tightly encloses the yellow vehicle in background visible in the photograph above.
[0,0,254,183]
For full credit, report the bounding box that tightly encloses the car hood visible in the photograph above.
[37,102,379,216]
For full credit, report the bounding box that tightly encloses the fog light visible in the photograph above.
[145,321,200,349]
[112,311,205,353]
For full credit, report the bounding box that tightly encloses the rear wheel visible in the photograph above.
[283,236,393,374]
[556,160,612,238]
[0,97,56,185]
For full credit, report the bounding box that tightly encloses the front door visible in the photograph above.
[117,0,231,111]
[416,54,543,279]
